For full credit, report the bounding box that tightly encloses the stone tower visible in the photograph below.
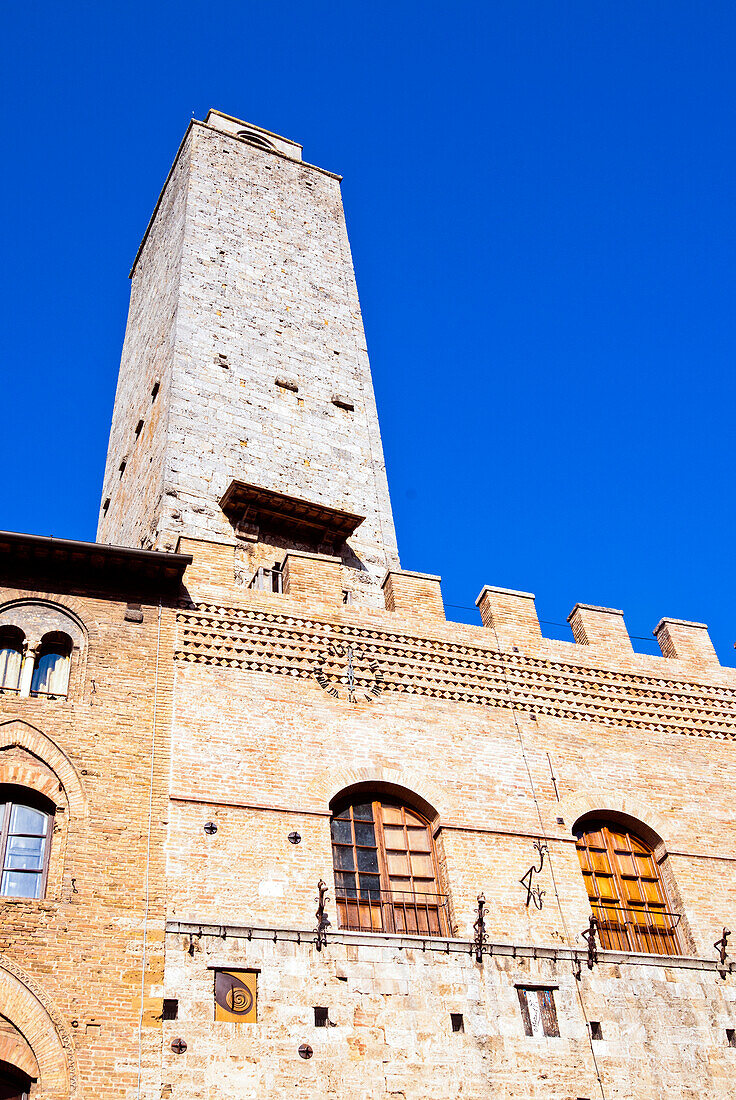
[98,110,399,602]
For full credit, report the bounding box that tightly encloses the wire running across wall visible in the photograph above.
[444,602,664,650]
[485,615,608,1100]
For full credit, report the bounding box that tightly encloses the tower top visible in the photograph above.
[203,110,303,162]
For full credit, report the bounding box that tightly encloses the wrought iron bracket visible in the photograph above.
[314,879,331,952]
[520,840,548,909]
[580,915,599,970]
[473,893,488,963]
[714,927,731,978]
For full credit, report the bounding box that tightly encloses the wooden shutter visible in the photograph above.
[575,822,680,955]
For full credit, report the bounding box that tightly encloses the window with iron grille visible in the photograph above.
[330,797,448,936]
[517,987,560,1038]
[575,820,682,956]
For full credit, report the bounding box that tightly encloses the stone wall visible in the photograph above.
[98,115,399,600]
[158,930,736,1100]
[158,549,736,1099]
[0,580,176,1100]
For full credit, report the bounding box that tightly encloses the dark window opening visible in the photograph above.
[102,497,110,515]
[727,1028,736,1048]
[30,633,72,698]
[590,1021,603,1040]
[118,461,126,478]
[151,382,160,401]
[236,129,277,152]
[451,1013,464,1033]
[135,419,144,439]
[0,1059,34,1100]
[313,1007,329,1028]
[0,627,24,694]
[162,999,178,1021]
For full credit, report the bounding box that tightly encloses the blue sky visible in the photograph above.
[1,2,735,662]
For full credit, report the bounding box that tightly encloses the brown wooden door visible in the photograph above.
[575,822,680,955]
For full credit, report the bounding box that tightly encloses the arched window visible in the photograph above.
[0,628,24,694]
[30,633,71,698]
[330,796,448,936]
[575,819,681,955]
[0,787,54,899]
[236,128,276,152]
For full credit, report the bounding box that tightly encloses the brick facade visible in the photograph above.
[2,113,735,1099]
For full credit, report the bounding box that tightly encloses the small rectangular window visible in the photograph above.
[118,461,126,478]
[102,498,110,515]
[727,1028,736,1048]
[135,419,144,439]
[450,1013,464,1033]
[151,382,160,401]
[590,1021,602,1040]
[517,987,560,1038]
[162,999,178,1021]
[314,1007,329,1028]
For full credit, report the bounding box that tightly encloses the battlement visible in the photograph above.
[176,537,726,670]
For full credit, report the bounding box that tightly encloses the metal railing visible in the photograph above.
[249,567,283,594]
[335,886,450,937]
[590,901,682,956]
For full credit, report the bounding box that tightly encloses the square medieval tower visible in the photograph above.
[98,110,399,604]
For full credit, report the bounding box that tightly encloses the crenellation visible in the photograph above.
[654,617,720,666]
[382,570,445,622]
[476,585,542,650]
[567,603,634,655]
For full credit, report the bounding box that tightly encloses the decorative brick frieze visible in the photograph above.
[176,602,736,739]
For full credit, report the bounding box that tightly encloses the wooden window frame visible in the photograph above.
[517,986,560,1038]
[575,820,682,956]
[0,788,54,901]
[331,796,448,937]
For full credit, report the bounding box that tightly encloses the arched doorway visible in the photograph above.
[0,1060,33,1100]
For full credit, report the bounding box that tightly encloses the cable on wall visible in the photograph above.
[486,616,608,1100]
[137,599,162,1099]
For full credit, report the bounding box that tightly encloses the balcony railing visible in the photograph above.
[590,901,682,956]
[249,567,283,594]
[335,886,450,937]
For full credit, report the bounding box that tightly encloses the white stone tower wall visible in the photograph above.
[97,137,191,549]
[98,114,399,589]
